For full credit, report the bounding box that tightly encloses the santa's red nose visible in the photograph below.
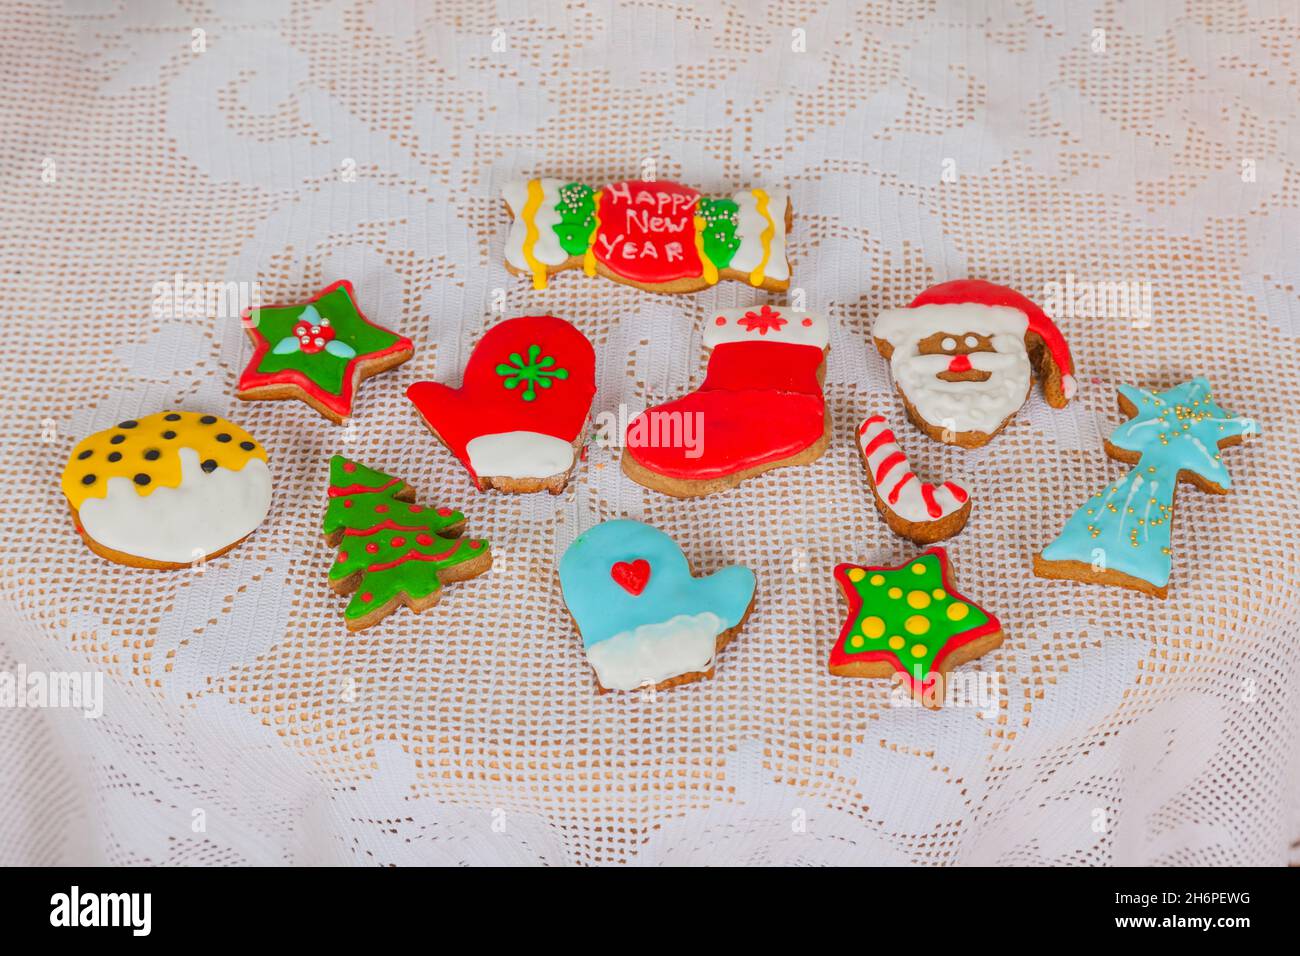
[947,354,972,373]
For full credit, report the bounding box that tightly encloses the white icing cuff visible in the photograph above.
[585,612,724,691]
[730,189,789,282]
[78,450,272,564]
[704,306,828,349]
[873,303,1028,347]
[465,431,577,480]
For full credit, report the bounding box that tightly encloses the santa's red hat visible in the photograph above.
[874,278,1075,406]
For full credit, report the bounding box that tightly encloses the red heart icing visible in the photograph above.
[610,559,651,595]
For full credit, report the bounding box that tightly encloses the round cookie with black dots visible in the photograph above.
[60,411,273,569]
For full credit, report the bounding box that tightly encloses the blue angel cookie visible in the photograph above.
[558,519,757,692]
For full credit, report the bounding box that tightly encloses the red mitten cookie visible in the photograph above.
[407,316,596,493]
[621,305,830,497]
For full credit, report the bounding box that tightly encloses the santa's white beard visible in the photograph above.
[890,335,1032,435]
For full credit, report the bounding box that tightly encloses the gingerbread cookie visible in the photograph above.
[61,411,272,569]
[503,178,792,293]
[322,456,492,630]
[829,548,1004,709]
[558,519,756,693]
[621,305,830,497]
[872,279,1074,447]
[406,315,596,493]
[1034,377,1256,598]
[237,280,413,424]
[857,414,971,544]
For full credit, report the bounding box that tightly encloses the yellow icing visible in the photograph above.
[748,188,774,287]
[693,215,719,285]
[521,178,548,290]
[62,411,267,510]
[583,189,602,277]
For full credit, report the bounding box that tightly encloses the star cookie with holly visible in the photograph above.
[236,279,414,424]
[829,547,1004,708]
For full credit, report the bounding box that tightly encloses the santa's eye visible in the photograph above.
[964,334,980,348]
[941,337,957,351]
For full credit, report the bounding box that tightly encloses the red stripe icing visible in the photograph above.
[920,483,942,518]
[887,472,915,504]
[863,429,896,457]
[366,542,463,573]
[944,481,969,503]
[859,415,886,434]
[875,452,906,484]
[341,519,440,537]
[329,478,401,498]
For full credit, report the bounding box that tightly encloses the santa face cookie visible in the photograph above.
[503,178,792,293]
[621,305,830,497]
[406,315,597,493]
[857,414,971,544]
[323,457,492,630]
[1034,377,1256,598]
[237,280,414,424]
[61,411,272,569]
[873,279,1074,447]
[830,548,1003,709]
[558,520,756,693]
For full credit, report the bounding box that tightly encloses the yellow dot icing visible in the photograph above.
[847,567,866,583]
[905,614,930,635]
[888,635,904,650]
[907,590,931,609]
[947,602,970,621]
[910,644,927,658]
[869,573,885,586]
[862,616,885,639]
[888,587,902,599]
[62,411,267,510]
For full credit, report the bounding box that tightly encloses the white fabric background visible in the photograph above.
[1,0,1297,865]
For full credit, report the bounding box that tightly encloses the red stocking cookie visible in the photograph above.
[621,305,830,497]
[503,179,792,293]
[406,315,597,493]
[858,414,971,544]
[872,279,1074,447]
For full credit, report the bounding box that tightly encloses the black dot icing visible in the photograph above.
[143,449,160,461]
[133,473,151,486]
[239,441,255,451]
[216,433,232,443]
[109,434,125,445]
[162,430,176,439]
[107,452,122,462]
[164,413,182,421]
[118,420,138,429]
[199,415,217,425]
[201,459,218,473]
[81,474,96,486]
[77,449,93,460]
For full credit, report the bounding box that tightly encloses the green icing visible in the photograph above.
[698,197,740,270]
[252,285,400,396]
[495,344,568,401]
[551,182,596,256]
[839,552,991,684]
[322,456,488,621]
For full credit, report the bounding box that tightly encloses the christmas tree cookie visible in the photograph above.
[502,178,791,293]
[1034,377,1257,597]
[237,280,413,424]
[322,456,491,631]
[407,315,596,493]
[829,548,1004,708]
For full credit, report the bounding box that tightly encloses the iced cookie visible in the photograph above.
[829,548,1004,709]
[406,315,596,493]
[857,414,971,544]
[872,279,1074,447]
[1034,377,1256,597]
[558,519,756,693]
[503,179,791,293]
[621,305,830,497]
[61,411,272,569]
[237,280,413,424]
[323,457,492,630]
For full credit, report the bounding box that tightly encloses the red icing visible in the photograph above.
[610,559,651,595]
[737,306,787,335]
[407,316,597,489]
[944,481,969,503]
[625,340,826,480]
[592,181,702,284]
[887,471,914,504]
[863,429,894,456]
[875,451,906,484]
[919,483,942,518]
[947,354,972,373]
[329,478,399,497]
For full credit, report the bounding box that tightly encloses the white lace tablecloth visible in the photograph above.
[2,0,1297,866]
